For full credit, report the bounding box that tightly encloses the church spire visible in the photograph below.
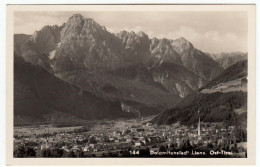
[198,110,201,136]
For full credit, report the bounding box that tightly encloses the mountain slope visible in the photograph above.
[151,91,247,125]
[14,54,136,125]
[209,52,247,69]
[53,14,124,72]
[14,25,63,73]
[151,60,248,125]
[116,30,151,66]
[171,37,223,81]
[200,60,247,90]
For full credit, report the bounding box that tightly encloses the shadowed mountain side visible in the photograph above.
[55,69,181,110]
[151,91,247,125]
[14,55,136,125]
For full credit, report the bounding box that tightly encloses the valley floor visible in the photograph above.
[13,116,247,158]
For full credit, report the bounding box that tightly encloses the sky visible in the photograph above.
[14,11,248,54]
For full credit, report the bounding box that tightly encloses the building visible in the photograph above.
[198,110,201,137]
[40,140,49,150]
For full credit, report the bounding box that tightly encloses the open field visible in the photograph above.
[14,125,83,137]
[14,116,156,137]
[234,106,247,114]
[88,116,155,134]
[201,79,247,94]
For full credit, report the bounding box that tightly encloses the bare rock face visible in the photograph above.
[60,14,108,41]
[116,30,150,66]
[30,25,62,54]
[117,30,150,50]
[14,25,63,73]
[170,37,224,82]
[148,37,221,93]
[52,14,124,72]
[171,37,194,55]
[149,61,201,97]
[150,38,181,64]
[60,14,85,41]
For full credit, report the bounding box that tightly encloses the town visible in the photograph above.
[13,117,247,158]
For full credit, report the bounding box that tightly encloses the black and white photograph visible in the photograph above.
[5,4,256,165]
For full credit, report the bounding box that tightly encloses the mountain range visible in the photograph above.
[14,14,248,125]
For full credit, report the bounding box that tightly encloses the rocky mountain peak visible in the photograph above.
[84,18,106,31]
[117,30,148,39]
[151,37,159,42]
[137,31,148,38]
[150,37,181,63]
[129,31,136,35]
[175,37,192,45]
[171,37,194,55]
[117,30,149,47]
[67,14,85,25]
[60,14,107,41]
[116,30,127,38]
[30,25,61,44]
[25,25,61,58]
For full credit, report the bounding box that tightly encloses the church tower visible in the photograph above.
[198,110,201,136]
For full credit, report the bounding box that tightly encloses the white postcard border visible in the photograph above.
[6,4,256,165]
